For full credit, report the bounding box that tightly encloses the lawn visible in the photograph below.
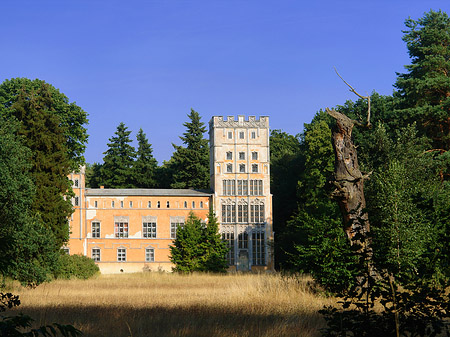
[10,272,334,337]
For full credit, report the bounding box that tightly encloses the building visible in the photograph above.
[67,116,273,273]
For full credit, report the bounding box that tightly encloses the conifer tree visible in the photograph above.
[394,10,450,153]
[101,122,136,188]
[201,210,228,272]
[10,84,73,249]
[133,128,158,188]
[169,109,209,189]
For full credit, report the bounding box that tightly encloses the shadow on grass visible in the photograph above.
[14,304,324,337]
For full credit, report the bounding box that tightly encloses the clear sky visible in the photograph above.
[1,0,449,164]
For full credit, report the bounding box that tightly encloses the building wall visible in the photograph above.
[67,115,274,273]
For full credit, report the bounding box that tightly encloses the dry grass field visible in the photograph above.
[9,272,335,337]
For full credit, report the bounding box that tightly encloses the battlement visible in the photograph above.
[209,115,269,129]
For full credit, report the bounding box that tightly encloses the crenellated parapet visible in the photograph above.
[209,115,269,129]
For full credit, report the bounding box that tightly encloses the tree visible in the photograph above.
[101,122,136,188]
[0,78,88,170]
[11,84,73,248]
[170,211,227,273]
[133,128,158,188]
[394,10,450,178]
[0,117,59,286]
[169,109,209,189]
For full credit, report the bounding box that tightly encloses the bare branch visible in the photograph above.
[334,67,372,127]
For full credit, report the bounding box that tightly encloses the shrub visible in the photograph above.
[54,254,99,280]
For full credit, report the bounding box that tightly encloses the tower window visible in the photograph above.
[239,152,245,160]
[252,152,258,160]
[239,164,245,173]
[228,131,233,139]
[251,131,256,139]
[227,164,232,173]
[252,164,258,173]
[226,151,232,160]
[239,132,244,139]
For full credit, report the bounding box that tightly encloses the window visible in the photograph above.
[166,201,170,208]
[94,200,98,208]
[252,152,258,160]
[200,201,203,208]
[117,248,126,262]
[92,248,100,262]
[228,131,233,139]
[112,201,115,208]
[129,201,133,208]
[252,164,258,173]
[226,151,232,160]
[184,201,187,208]
[238,232,248,249]
[222,232,235,265]
[120,201,124,208]
[157,201,160,208]
[227,164,232,173]
[238,203,248,223]
[148,201,151,208]
[74,179,79,187]
[146,248,155,262]
[223,180,236,196]
[239,131,244,139]
[171,221,184,239]
[74,197,79,206]
[92,222,101,238]
[250,203,265,223]
[221,202,236,223]
[192,201,195,208]
[143,222,157,238]
[251,131,256,139]
[239,164,245,173]
[115,222,129,238]
[62,248,70,255]
[252,231,265,265]
[239,152,245,160]
[237,180,248,195]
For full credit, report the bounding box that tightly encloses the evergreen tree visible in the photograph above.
[101,122,136,188]
[394,10,450,176]
[169,109,209,189]
[133,128,158,188]
[170,211,227,273]
[201,211,228,272]
[0,78,88,170]
[0,117,59,286]
[11,84,73,248]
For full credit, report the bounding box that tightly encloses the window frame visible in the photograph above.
[92,248,101,262]
[143,222,157,238]
[114,222,129,238]
[145,247,155,262]
[117,248,126,262]
[92,221,101,238]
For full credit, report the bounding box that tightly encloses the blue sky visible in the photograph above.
[1,0,449,164]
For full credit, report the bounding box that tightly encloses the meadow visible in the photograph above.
[10,272,335,337]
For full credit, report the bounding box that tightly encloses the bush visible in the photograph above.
[54,254,99,280]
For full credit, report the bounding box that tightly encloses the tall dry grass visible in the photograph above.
[10,272,335,337]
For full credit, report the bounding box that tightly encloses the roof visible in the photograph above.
[85,188,213,197]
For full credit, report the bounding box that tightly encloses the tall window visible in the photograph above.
[252,152,258,160]
[157,201,160,208]
[92,248,101,262]
[226,151,232,160]
[92,222,101,238]
[74,197,79,206]
[129,201,133,208]
[239,152,245,160]
[228,131,233,139]
[74,179,79,187]
[120,201,124,208]
[252,164,258,173]
[237,180,248,195]
[115,222,129,238]
[112,201,115,208]
[200,201,203,208]
[117,248,126,262]
[94,200,98,208]
[238,203,248,223]
[145,247,155,262]
[252,231,265,265]
[184,201,187,208]
[251,131,256,139]
[239,164,245,173]
[221,202,236,223]
[249,180,263,195]
[250,203,265,223]
[166,201,170,208]
[239,131,244,139]
[143,222,157,238]
[223,180,236,196]
[238,232,248,249]
[192,201,195,208]
[222,232,235,265]
[148,201,151,208]
[227,164,232,173]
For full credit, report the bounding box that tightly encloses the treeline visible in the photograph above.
[272,9,450,295]
[86,108,210,190]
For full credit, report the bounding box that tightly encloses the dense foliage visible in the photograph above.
[54,254,100,280]
[170,212,228,273]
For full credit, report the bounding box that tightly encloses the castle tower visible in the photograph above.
[209,116,274,271]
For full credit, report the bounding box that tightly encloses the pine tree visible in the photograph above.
[11,84,73,248]
[101,122,136,188]
[201,210,228,272]
[394,10,450,152]
[133,128,158,188]
[169,109,209,189]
